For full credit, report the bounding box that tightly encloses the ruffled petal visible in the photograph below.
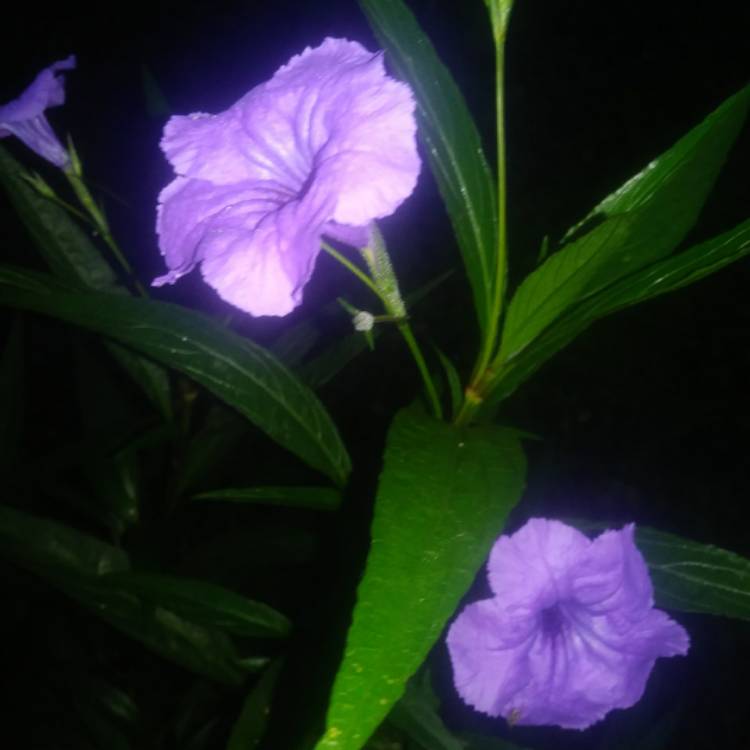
[446,598,537,718]
[487,518,591,610]
[160,37,419,226]
[570,524,653,617]
[155,177,282,285]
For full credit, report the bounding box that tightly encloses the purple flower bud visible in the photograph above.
[0,56,76,168]
[446,518,689,730]
[154,38,421,317]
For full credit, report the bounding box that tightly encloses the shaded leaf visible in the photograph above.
[359,0,497,334]
[500,85,750,361]
[0,144,173,419]
[227,659,285,750]
[315,406,526,749]
[490,217,750,404]
[194,485,342,512]
[0,265,351,485]
[0,504,129,576]
[637,527,750,620]
[103,571,292,638]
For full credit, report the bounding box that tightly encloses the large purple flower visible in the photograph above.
[0,56,76,168]
[446,519,689,730]
[154,38,421,317]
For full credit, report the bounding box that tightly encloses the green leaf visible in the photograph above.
[490,217,750,403]
[314,406,526,750]
[434,348,463,421]
[359,0,497,334]
[0,144,119,289]
[105,342,173,421]
[500,85,750,361]
[0,504,129,576]
[0,505,244,684]
[226,659,285,750]
[0,265,351,485]
[174,405,249,497]
[0,144,173,420]
[194,485,342,512]
[59,575,247,685]
[102,571,292,638]
[636,527,750,620]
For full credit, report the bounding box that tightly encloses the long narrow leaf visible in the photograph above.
[490,217,750,403]
[0,265,351,485]
[500,85,750,361]
[103,571,292,638]
[0,145,173,420]
[315,406,525,749]
[359,0,497,334]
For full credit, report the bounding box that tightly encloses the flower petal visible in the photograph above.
[160,37,419,225]
[0,56,75,124]
[156,174,335,316]
[446,598,537,718]
[570,524,653,616]
[487,518,590,610]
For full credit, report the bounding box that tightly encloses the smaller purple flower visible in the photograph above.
[0,56,76,168]
[447,518,689,730]
[154,38,420,317]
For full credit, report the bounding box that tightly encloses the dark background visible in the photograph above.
[2,1,750,748]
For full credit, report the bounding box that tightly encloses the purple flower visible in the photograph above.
[0,56,76,168]
[446,519,689,730]
[154,38,421,317]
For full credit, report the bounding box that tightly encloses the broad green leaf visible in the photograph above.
[226,659,285,750]
[636,527,750,620]
[103,571,292,638]
[0,265,351,485]
[359,0,497,334]
[0,144,173,419]
[0,504,129,576]
[489,217,750,403]
[0,316,24,476]
[500,85,750,361]
[314,406,526,750]
[194,485,342,511]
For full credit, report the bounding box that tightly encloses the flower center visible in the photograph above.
[539,603,565,638]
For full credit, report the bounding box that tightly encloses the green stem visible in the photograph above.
[64,169,148,297]
[321,240,443,420]
[321,242,386,304]
[456,2,512,426]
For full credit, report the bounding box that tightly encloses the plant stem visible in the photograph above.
[321,240,443,420]
[321,241,386,304]
[64,169,148,297]
[456,2,513,426]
